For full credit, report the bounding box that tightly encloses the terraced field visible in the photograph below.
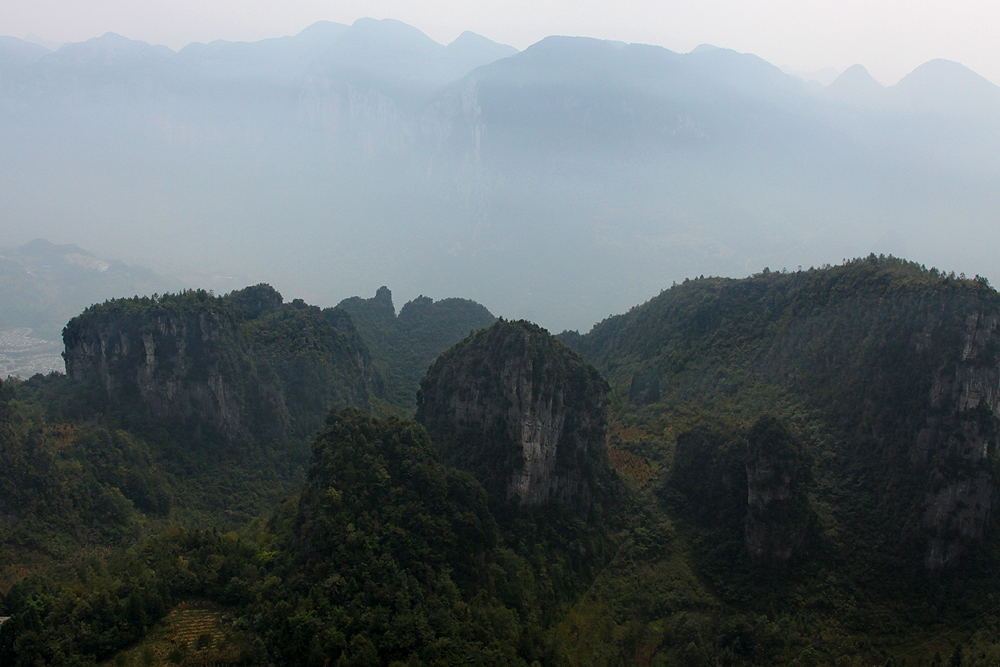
[102,601,251,666]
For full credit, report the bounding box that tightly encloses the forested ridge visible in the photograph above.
[5,259,1000,666]
[337,286,497,413]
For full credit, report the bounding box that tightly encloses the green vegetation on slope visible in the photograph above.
[416,319,612,509]
[3,285,385,548]
[338,286,496,413]
[0,409,623,667]
[0,527,265,667]
[550,255,1000,664]
[252,408,535,666]
[8,258,1000,667]
[562,255,1000,568]
[0,377,161,573]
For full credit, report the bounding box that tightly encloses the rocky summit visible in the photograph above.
[416,319,609,507]
[62,285,380,444]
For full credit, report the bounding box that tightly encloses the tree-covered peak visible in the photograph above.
[567,254,999,368]
[224,283,283,318]
[417,318,611,508]
[336,287,497,413]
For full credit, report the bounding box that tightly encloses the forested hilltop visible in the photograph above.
[5,257,1000,666]
[337,286,497,413]
[561,255,1000,564]
[0,283,384,562]
[0,282,498,557]
[555,256,1000,659]
[0,317,621,666]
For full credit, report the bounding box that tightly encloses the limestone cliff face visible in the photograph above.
[743,416,811,567]
[910,307,1000,569]
[416,320,609,507]
[64,302,255,441]
[565,260,1000,572]
[62,286,381,446]
[754,285,1000,570]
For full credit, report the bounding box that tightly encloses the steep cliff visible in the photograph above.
[62,285,382,446]
[910,307,1000,568]
[416,319,609,507]
[63,290,254,441]
[666,415,812,567]
[568,256,1000,570]
[764,284,1000,570]
[743,416,811,567]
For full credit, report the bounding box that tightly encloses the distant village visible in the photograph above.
[0,329,64,379]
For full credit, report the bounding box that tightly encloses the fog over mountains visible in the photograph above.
[2,18,998,331]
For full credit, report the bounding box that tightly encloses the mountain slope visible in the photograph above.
[563,256,1000,571]
[10,260,1000,666]
[54,284,383,521]
[893,58,1000,118]
[337,286,496,412]
[417,319,611,507]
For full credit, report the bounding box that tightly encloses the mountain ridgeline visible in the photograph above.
[9,259,1000,666]
[1,282,497,535]
[0,239,181,342]
[63,284,381,444]
[337,286,497,412]
[211,320,619,666]
[3,20,999,332]
[36,284,386,526]
[562,255,1000,571]
[0,300,619,667]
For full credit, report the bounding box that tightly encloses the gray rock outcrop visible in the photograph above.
[416,319,609,507]
[62,285,380,446]
[910,308,1000,569]
[743,416,811,566]
[64,304,257,441]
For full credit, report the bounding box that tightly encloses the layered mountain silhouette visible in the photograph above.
[1,19,997,331]
[0,239,180,340]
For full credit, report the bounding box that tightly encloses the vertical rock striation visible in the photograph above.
[911,308,1000,569]
[416,319,609,507]
[744,416,811,566]
[62,285,381,446]
[64,295,252,441]
[566,259,1000,571]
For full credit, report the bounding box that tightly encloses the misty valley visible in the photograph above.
[2,18,1000,332]
[2,16,1000,667]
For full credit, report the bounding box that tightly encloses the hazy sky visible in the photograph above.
[3,0,999,86]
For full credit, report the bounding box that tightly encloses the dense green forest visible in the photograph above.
[337,287,497,413]
[5,259,1000,667]
[51,285,384,527]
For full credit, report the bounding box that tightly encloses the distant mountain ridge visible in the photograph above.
[1,20,998,332]
[0,18,518,89]
[0,239,181,341]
